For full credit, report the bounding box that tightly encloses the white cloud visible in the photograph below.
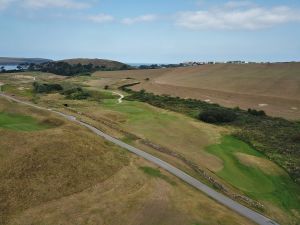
[176,3,300,30]
[86,14,114,23]
[0,0,15,10]
[224,1,254,9]
[121,14,157,25]
[22,0,90,9]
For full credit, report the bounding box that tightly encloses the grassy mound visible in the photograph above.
[0,98,129,224]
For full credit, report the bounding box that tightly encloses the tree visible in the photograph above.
[17,65,23,70]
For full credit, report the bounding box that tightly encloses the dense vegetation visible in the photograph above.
[199,108,237,123]
[32,82,113,101]
[28,61,131,76]
[63,87,91,100]
[33,82,63,93]
[124,88,300,184]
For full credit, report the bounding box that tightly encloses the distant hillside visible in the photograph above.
[0,57,52,65]
[94,62,300,120]
[59,58,130,70]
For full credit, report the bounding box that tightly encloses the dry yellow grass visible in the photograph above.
[8,158,256,225]
[235,153,285,176]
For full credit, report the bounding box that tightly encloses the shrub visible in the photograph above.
[247,108,266,116]
[65,90,90,100]
[292,134,300,143]
[199,109,237,123]
[33,82,63,93]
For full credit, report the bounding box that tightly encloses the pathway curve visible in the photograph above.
[112,91,124,103]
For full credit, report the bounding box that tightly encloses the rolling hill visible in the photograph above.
[59,58,130,70]
[93,62,300,119]
[0,57,51,65]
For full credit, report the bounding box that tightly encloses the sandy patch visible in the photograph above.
[235,153,284,176]
[13,75,34,80]
[258,104,268,107]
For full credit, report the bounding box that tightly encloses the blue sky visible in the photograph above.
[0,0,300,63]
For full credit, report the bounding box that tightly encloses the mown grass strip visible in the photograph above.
[139,166,176,185]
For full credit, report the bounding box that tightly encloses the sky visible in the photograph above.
[0,0,300,63]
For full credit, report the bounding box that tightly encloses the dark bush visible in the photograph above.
[292,134,300,143]
[247,108,266,116]
[199,109,237,123]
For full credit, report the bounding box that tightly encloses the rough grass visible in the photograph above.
[0,98,129,224]
[206,136,300,212]
[0,112,49,131]
[6,159,256,225]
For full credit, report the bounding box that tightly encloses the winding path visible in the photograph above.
[112,91,124,104]
[0,92,280,225]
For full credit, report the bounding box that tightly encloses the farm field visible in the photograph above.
[94,63,300,120]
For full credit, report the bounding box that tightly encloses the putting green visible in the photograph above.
[206,136,300,210]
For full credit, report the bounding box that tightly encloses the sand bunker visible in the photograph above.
[258,104,268,107]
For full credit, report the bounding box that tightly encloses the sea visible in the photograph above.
[0,65,19,71]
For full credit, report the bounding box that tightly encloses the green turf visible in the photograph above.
[102,97,300,212]
[140,166,176,185]
[0,112,49,131]
[102,99,177,124]
[206,136,300,210]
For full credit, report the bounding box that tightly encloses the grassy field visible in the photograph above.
[51,92,298,224]
[1,71,299,224]
[93,63,300,119]
[206,136,300,211]
[0,96,257,225]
